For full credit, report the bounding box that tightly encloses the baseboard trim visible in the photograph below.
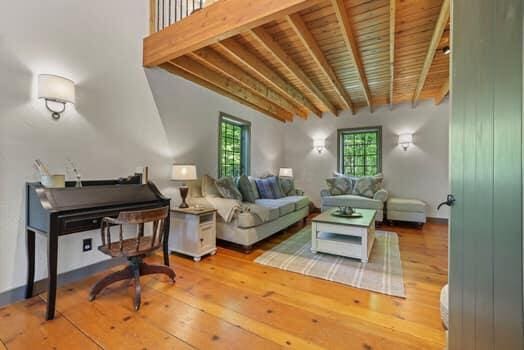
[427,217,449,224]
[0,257,126,307]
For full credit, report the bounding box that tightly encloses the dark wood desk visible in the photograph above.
[25,178,170,320]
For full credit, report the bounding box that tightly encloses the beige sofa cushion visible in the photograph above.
[278,196,310,210]
[255,198,295,216]
[322,194,383,210]
[237,203,280,229]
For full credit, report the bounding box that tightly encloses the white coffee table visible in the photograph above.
[311,208,376,262]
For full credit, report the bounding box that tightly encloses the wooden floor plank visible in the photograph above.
[42,280,195,350]
[0,219,448,349]
[158,256,444,347]
[0,299,100,350]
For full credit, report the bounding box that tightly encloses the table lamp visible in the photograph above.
[171,164,197,208]
[279,168,293,178]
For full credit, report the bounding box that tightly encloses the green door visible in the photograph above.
[449,0,523,348]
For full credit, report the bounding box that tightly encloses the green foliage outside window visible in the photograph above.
[219,115,250,177]
[339,128,381,176]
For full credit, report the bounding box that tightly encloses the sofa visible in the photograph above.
[320,174,388,222]
[187,175,309,252]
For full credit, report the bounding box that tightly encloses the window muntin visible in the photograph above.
[219,114,250,177]
[338,127,382,176]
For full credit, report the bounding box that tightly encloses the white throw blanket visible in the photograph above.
[205,197,241,223]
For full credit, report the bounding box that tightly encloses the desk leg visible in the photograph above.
[163,210,170,267]
[46,232,58,320]
[25,229,35,299]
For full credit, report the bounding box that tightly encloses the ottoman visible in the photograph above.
[387,197,426,225]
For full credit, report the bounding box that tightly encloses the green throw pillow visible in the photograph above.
[352,174,384,198]
[237,175,259,203]
[215,176,243,201]
[279,177,296,196]
[326,176,353,195]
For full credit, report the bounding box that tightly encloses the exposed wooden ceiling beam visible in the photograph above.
[389,0,396,110]
[160,63,285,122]
[412,0,450,107]
[171,57,292,122]
[331,0,373,112]
[143,0,321,67]
[287,13,354,114]
[219,38,321,117]
[435,77,449,105]
[250,27,337,116]
[192,47,307,119]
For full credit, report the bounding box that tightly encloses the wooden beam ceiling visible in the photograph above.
[192,47,307,118]
[251,27,337,116]
[146,0,451,122]
[171,56,292,122]
[144,0,321,67]
[287,13,354,114]
[412,0,450,107]
[435,78,449,105]
[219,38,320,117]
[160,62,284,122]
[389,0,396,110]
[331,0,373,112]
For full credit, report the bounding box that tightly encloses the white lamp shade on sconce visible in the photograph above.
[398,133,413,151]
[38,74,75,104]
[171,164,197,181]
[313,138,326,153]
[279,168,293,177]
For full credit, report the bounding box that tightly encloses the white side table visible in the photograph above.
[169,208,217,262]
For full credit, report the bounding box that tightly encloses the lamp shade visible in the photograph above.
[171,164,197,181]
[38,74,75,104]
[398,133,413,144]
[313,139,325,148]
[279,168,293,177]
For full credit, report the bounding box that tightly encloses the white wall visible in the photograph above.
[283,101,450,219]
[0,0,284,294]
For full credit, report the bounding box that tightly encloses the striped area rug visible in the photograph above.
[255,226,406,297]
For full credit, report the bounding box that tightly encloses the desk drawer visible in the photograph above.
[60,216,105,234]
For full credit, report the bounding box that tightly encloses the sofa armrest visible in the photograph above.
[373,189,388,202]
[320,189,331,198]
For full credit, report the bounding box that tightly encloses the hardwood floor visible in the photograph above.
[0,217,448,349]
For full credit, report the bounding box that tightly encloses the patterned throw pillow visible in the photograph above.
[352,174,384,198]
[279,177,296,196]
[255,176,284,199]
[187,179,202,198]
[248,177,260,200]
[215,177,243,201]
[326,176,353,195]
[201,174,221,198]
[237,175,259,203]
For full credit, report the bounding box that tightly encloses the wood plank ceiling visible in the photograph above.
[144,0,451,122]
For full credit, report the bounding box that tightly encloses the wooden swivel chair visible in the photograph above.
[89,206,175,310]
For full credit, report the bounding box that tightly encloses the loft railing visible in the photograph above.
[149,0,207,34]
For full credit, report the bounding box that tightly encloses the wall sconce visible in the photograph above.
[313,138,326,154]
[38,74,75,120]
[398,133,413,151]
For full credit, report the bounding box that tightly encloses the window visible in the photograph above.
[338,127,382,176]
[218,113,250,177]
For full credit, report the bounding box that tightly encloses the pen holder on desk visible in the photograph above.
[41,175,65,188]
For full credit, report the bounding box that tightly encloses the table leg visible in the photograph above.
[311,222,318,253]
[46,232,58,320]
[163,210,170,266]
[25,229,35,299]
